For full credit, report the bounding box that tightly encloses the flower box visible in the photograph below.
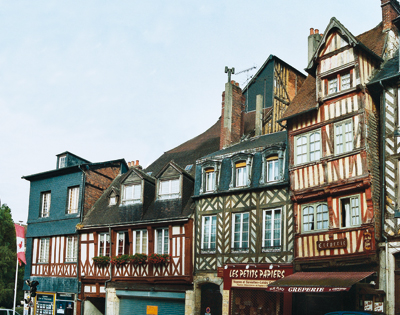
[92,255,110,268]
[147,253,170,265]
[110,255,130,268]
[130,253,147,265]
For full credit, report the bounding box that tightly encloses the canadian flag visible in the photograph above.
[15,224,26,265]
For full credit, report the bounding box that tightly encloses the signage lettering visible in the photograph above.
[228,269,285,279]
[317,238,347,251]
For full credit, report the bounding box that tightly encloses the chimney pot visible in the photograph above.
[310,28,314,35]
[136,160,139,166]
[315,29,319,34]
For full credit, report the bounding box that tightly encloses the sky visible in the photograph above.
[0,0,383,223]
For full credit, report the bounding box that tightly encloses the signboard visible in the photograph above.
[222,264,293,290]
[374,302,384,312]
[147,305,158,315]
[217,267,224,278]
[364,231,372,251]
[266,286,349,293]
[34,293,55,315]
[317,238,347,251]
[364,301,373,311]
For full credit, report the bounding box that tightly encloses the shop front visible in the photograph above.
[266,272,384,315]
[222,264,293,315]
[33,292,75,315]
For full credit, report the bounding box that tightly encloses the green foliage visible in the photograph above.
[0,204,25,309]
[92,255,110,268]
[110,255,130,267]
[130,253,147,265]
[147,253,170,265]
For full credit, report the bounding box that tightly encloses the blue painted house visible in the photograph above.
[22,152,127,315]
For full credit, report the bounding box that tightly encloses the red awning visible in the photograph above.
[266,271,375,293]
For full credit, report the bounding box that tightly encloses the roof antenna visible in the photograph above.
[235,66,257,86]
[225,66,235,83]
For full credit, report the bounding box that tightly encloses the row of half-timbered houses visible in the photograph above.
[22,1,400,315]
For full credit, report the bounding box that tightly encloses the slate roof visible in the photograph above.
[279,75,317,122]
[369,50,400,85]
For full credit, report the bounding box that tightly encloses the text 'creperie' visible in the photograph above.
[229,269,285,279]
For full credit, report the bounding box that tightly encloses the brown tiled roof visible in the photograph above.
[279,75,317,121]
[356,22,387,58]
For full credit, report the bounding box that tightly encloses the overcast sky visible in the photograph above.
[0,0,383,223]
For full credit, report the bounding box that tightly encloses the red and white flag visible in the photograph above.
[15,224,26,265]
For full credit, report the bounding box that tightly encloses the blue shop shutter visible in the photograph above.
[119,297,185,315]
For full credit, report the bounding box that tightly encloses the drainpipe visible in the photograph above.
[379,80,389,309]
[105,226,112,315]
[77,165,87,315]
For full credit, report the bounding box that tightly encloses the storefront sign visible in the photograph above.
[222,264,293,290]
[35,293,55,315]
[316,238,347,251]
[364,231,372,250]
[267,286,349,293]
[364,300,373,311]
[147,305,158,315]
[374,302,384,312]
[217,267,224,278]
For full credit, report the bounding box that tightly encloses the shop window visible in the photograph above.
[159,179,180,200]
[98,233,110,256]
[122,183,141,205]
[295,130,321,165]
[335,119,353,154]
[117,231,130,255]
[340,195,360,227]
[232,213,249,250]
[67,187,79,214]
[38,238,50,263]
[133,230,148,254]
[302,203,329,232]
[155,228,169,254]
[65,236,77,262]
[201,215,217,251]
[40,192,51,217]
[263,209,281,251]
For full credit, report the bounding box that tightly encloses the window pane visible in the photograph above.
[68,187,79,213]
[310,132,321,161]
[351,197,360,226]
[297,136,307,164]
[336,124,344,154]
[341,73,351,90]
[316,204,329,230]
[236,166,247,187]
[206,171,215,191]
[345,121,353,152]
[329,78,338,94]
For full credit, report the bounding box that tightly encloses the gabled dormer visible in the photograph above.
[56,151,90,169]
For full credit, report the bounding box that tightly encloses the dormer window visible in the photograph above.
[260,145,285,185]
[267,156,279,182]
[235,162,247,187]
[108,190,118,206]
[58,155,66,168]
[122,184,141,205]
[159,179,180,200]
[205,168,216,192]
[200,161,220,194]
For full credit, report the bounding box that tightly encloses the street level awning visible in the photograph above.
[266,271,375,293]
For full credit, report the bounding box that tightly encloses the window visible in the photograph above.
[235,161,247,187]
[327,72,352,95]
[302,203,329,232]
[201,216,216,251]
[267,157,279,182]
[117,231,130,255]
[205,168,216,192]
[232,213,249,250]
[58,155,66,168]
[155,228,169,254]
[40,192,51,217]
[98,233,110,256]
[340,195,360,227]
[122,184,141,204]
[66,236,77,262]
[295,131,321,164]
[159,179,179,200]
[263,209,281,250]
[335,120,353,154]
[109,196,116,205]
[67,187,79,214]
[38,238,50,263]
[133,230,148,254]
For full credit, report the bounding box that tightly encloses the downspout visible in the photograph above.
[77,165,87,315]
[105,226,112,315]
[379,80,389,307]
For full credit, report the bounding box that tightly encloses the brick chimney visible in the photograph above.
[381,0,400,31]
[308,28,322,64]
[220,81,245,149]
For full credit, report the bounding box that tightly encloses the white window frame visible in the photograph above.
[235,162,247,187]
[98,233,110,256]
[302,203,329,233]
[155,228,169,254]
[122,183,142,205]
[267,157,279,182]
[116,231,129,255]
[67,187,79,214]
[58,155,66,168]
[327,72,352,96]
[231,212,249,250]
[159,179,180,200]
[133,230,148,254]
[263,208,281,250]
[201,216,217,251]
[205,168,216,192]
[41,192,51,218]
[340,195,361,228]
[65,236,77,262]
[295,130,321,165]
[335,119,353,155]
[38,238,50,263]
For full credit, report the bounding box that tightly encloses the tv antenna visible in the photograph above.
[234,66,257,86]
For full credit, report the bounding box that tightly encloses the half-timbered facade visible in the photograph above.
[276,5,400,313]
[22,152,126,315]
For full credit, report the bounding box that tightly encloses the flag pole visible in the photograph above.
[13,254,18,315]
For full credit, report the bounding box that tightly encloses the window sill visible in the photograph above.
[321,86,358,102]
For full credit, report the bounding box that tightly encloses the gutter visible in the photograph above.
[80,217,190,230]
[105,226,112,315]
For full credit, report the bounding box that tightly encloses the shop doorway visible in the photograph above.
[201,283,222,315]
